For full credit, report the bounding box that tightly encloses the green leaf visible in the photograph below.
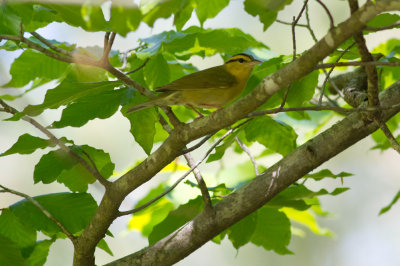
[206,130,239,163]
[305,169,354,181]
[128,184,175,236]
[286,71,318,107]
[0,134,55,156]
[110,0,142,36]
[367,13,400,28]
[4,49,69,88]
[0,210,36,249]
[97,239,113,256]
[282,208,332,236]
[250,207,292,254]
[244,116,297,156]
[23,80,121,116]
[0,4,21,35]
[244,0,293,31]
[144,53,170,89]
[122,93,158,155]
[0,235,26,266]
[195,0,229,26]
[52,87,135,128]
[148,196,203,245]
[9,192,98,236]
[34,145,114,192]
[25,239,53,266]
[379,190,400,215]
[44,3,107,32]
[227,212,257,249]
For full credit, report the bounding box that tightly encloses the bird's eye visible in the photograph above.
[238,58,245,63]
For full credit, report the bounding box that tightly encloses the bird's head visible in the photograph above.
[224,53,262,80]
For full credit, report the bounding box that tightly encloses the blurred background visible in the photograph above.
[1,0,400,265]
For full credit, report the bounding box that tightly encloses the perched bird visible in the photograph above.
[127,53,262,115]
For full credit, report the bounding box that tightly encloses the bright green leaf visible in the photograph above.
[286,71,318,107]
[305,169,354,181]
[195,0,229,26]
[379,190,400,215]
[10,192,98,236]
[282,208,332,236]
[245,116,297,156]
[26,239,54,266]
[110,0,142,36]
[144,53,170,89]
[0,209,36,249]
[367,13,400,28]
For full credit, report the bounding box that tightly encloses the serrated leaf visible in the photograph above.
[1,134,55,156]
[4,49,69,88]
[0,235,25,266]
[128,184,175,236]
[244,0,293,31]
[110,0,141,36]
[379,190,400,215]
[9,192,98,236]
[0,210,36,249]
[144,53,170,89]
[227,212,257,249]
[305,169,354,181]
[244,116,297,156]
[25,239,53,266]
[23,80,121,116]
[122,93,158,155]
[148,196,203,245]
[250,207,292,254]
[195,0,229,26]
[52,87,135,128]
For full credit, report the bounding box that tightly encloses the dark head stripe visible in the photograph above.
[225,53,254,64]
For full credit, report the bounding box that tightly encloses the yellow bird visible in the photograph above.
[127,53,262,115]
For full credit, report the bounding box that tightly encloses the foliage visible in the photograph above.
[0,0,399,265]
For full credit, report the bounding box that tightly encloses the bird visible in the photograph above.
[126,53,262,116]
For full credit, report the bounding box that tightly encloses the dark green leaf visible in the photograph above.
[25,239,53,266]
[367,13,400,28]
[23,80,121,116]
[110,0,141,36]
[4,49,69,88]
[122,93,158,155]
[0,235,25,266]
[227,212,257,249]
[250,207,292,254]
[0,210,36,249]
[97,239,113,256]
[10,192,98,236]
[144,53,170,89]
[0,4,21,35]
[305,169,354,181]
[148,196,203,245]
[52,87,135,128]
[195,0,230,26]
[244,116,297,156]
[244,0,293,31]
[1,134,54,156]
[379,190,400,215]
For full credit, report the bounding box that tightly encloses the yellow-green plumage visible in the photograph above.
[127,53,261,113]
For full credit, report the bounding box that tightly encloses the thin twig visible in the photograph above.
[179,134,214,155]
[276,19,308,27]
[0,184,76,242]
[235,137,259,176]
[117,120,251,216]
[0,99,110,187]
[375,119,400,154]
[125,58,150,75]
[319,42,355,104]
[315,0,334,28]
[316,61,400,69]
[30,31,71,56]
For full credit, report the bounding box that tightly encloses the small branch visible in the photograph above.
[125,58,150,75]
[316,61,400,69]
[183,153,213,212]
[102,32,116,63]
[276,19,308,27]
[365,21,400,31]
[30,31,71,56]
[318,42,355,104]
[0,99,110,187]
[179,134,214,155]
[315,0,334,28]
[0,184,76,242]
[375,119,400,154]
[235,137,259,176]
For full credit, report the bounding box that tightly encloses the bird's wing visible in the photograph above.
[156,66,237,92]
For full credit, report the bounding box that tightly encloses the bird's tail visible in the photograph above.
[126,100,156,113]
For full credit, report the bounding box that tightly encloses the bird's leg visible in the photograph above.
[187,104,204,119]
